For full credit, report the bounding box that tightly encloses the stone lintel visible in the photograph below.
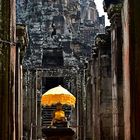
[26,68,79,78]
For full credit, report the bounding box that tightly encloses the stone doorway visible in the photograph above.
[42,77,64,93]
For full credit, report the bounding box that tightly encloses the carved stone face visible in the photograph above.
[56,103,63,110]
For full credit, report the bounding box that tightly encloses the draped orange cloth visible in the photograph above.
[54,110,65,120]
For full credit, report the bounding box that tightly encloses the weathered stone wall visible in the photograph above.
[91,29,113,140]
[121,1,130,139]
[103,1,124,139]
[103,0,140,140]
[122,0,140,139]
[99,38,112,140]
[85,27,112,140]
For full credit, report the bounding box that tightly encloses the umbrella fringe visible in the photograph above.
[41,94,76,107]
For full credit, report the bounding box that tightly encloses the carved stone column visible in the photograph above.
[76,70,85,140]
[0,0,16,139]
[122,0,140,139]
[36,70,43,138]
[94,27,112,140]
[104,1,124,140]
[16,24,28,140]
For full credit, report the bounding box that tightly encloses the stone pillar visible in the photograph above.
[15,42,20,140]
[0,0,16,139]
[122,0,140,139]
[85,60,93,140]
[36,70,43,138]
[23,69,39,139]
[111,9,124,140]
[94,27,112,140]
[92,55,100,140]
[20,66,24,140]
[31,71,37,139]
[23,70,33,139]
[103,2,124,140]
[90,43,101,140]
[76,70,84,140]
[16,24,28,139]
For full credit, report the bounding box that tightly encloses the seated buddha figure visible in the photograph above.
[51,103,67,127]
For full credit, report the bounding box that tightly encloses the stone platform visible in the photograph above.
[42,127,75,140]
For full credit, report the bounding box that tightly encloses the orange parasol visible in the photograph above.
[41,85,76,107]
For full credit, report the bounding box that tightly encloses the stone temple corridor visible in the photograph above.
[0,0,140,140]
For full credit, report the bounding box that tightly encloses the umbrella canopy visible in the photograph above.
[41,85,76,107]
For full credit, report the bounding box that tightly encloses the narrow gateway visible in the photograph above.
[41,85,76,140]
